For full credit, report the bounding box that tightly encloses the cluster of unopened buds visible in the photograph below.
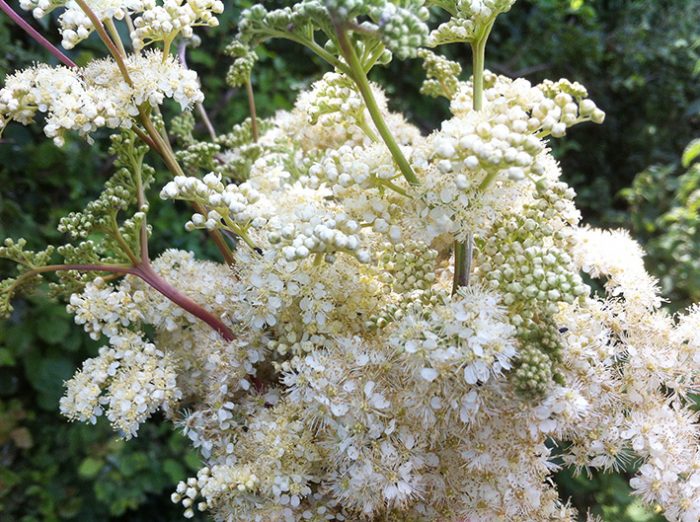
[161,173,262,231]
[268,212,370,263]
[131,0,224,50]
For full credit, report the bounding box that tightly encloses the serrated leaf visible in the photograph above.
[682,139,700,168]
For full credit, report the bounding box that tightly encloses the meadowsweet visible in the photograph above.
[2,0,699,521]
[0,52,202,145]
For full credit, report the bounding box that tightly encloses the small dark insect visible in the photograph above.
[558,327,569,334]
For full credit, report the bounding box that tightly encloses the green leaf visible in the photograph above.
[36,312,71,345]
[78,457,104,479]
[24,353,75,410]
[682,139,700,168]
[0,348,15,366]
[184,450,202,471]
[162,459,185,483]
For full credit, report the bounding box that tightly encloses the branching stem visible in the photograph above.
[75,0,133,84]
[3,2,234,340]
[453,23,493,294]
[14,262,234,341]
[334,25,419,186]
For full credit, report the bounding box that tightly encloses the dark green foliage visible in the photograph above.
[555,467,664,522]
[622,139,700,310]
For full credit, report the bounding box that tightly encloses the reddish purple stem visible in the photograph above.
[34,263,235,342]
[0,0,77,68]
[133,263,235,342]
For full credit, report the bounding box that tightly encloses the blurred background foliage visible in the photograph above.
[0,0,698,520]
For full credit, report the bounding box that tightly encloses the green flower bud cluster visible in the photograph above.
[428,0,517,46]
[238,1,428,67]
[237,3,333,48]
[368,1,429,60]
[170,112,197,147]
[225,41,258,88]
[366,288,445,330]
[0,239,56,317]
[58,169,135,240]
[418,49,462,99]
[476,176,589,397]
[110,130,150,171]
[0,237,54,268]
[176,141,222,175]
[51,240,106,298]
[379,240,438,293]
[479,233,587,313]
[56,130,153,265]
[0,279,20,318]
[324,0,429,60]
[215,119,269,182]
[513,343,553,397]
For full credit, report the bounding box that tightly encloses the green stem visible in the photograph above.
[453,25,492,293]
[358,117,379,142]
[362,40,386,73]
[266,29,349,74]
[376,178,410,197]
[131,154,149,262]
[75,0,133,85]
[471,34,487,112]
[110,215,140,265]
[138,108,235,265]
[335,27,419,186]
[105,19,126,56]
[223,216,258,251]
[245,78,259,142]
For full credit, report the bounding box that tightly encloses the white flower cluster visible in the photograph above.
[151,76,698,520]
[19,0,139,49]
[20,0,224,50]
[60,329,181,438]
[413,73,603,242]
[41,59,700,518]
[268,209,370,263]
[451,74,606,136]
[4,0,700,520]
[292,72,396,149]
[130,0,224,50]
[304,72,377,139]
[429,0,517,45]
[0,52,202,145]
[390,286,518,391]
